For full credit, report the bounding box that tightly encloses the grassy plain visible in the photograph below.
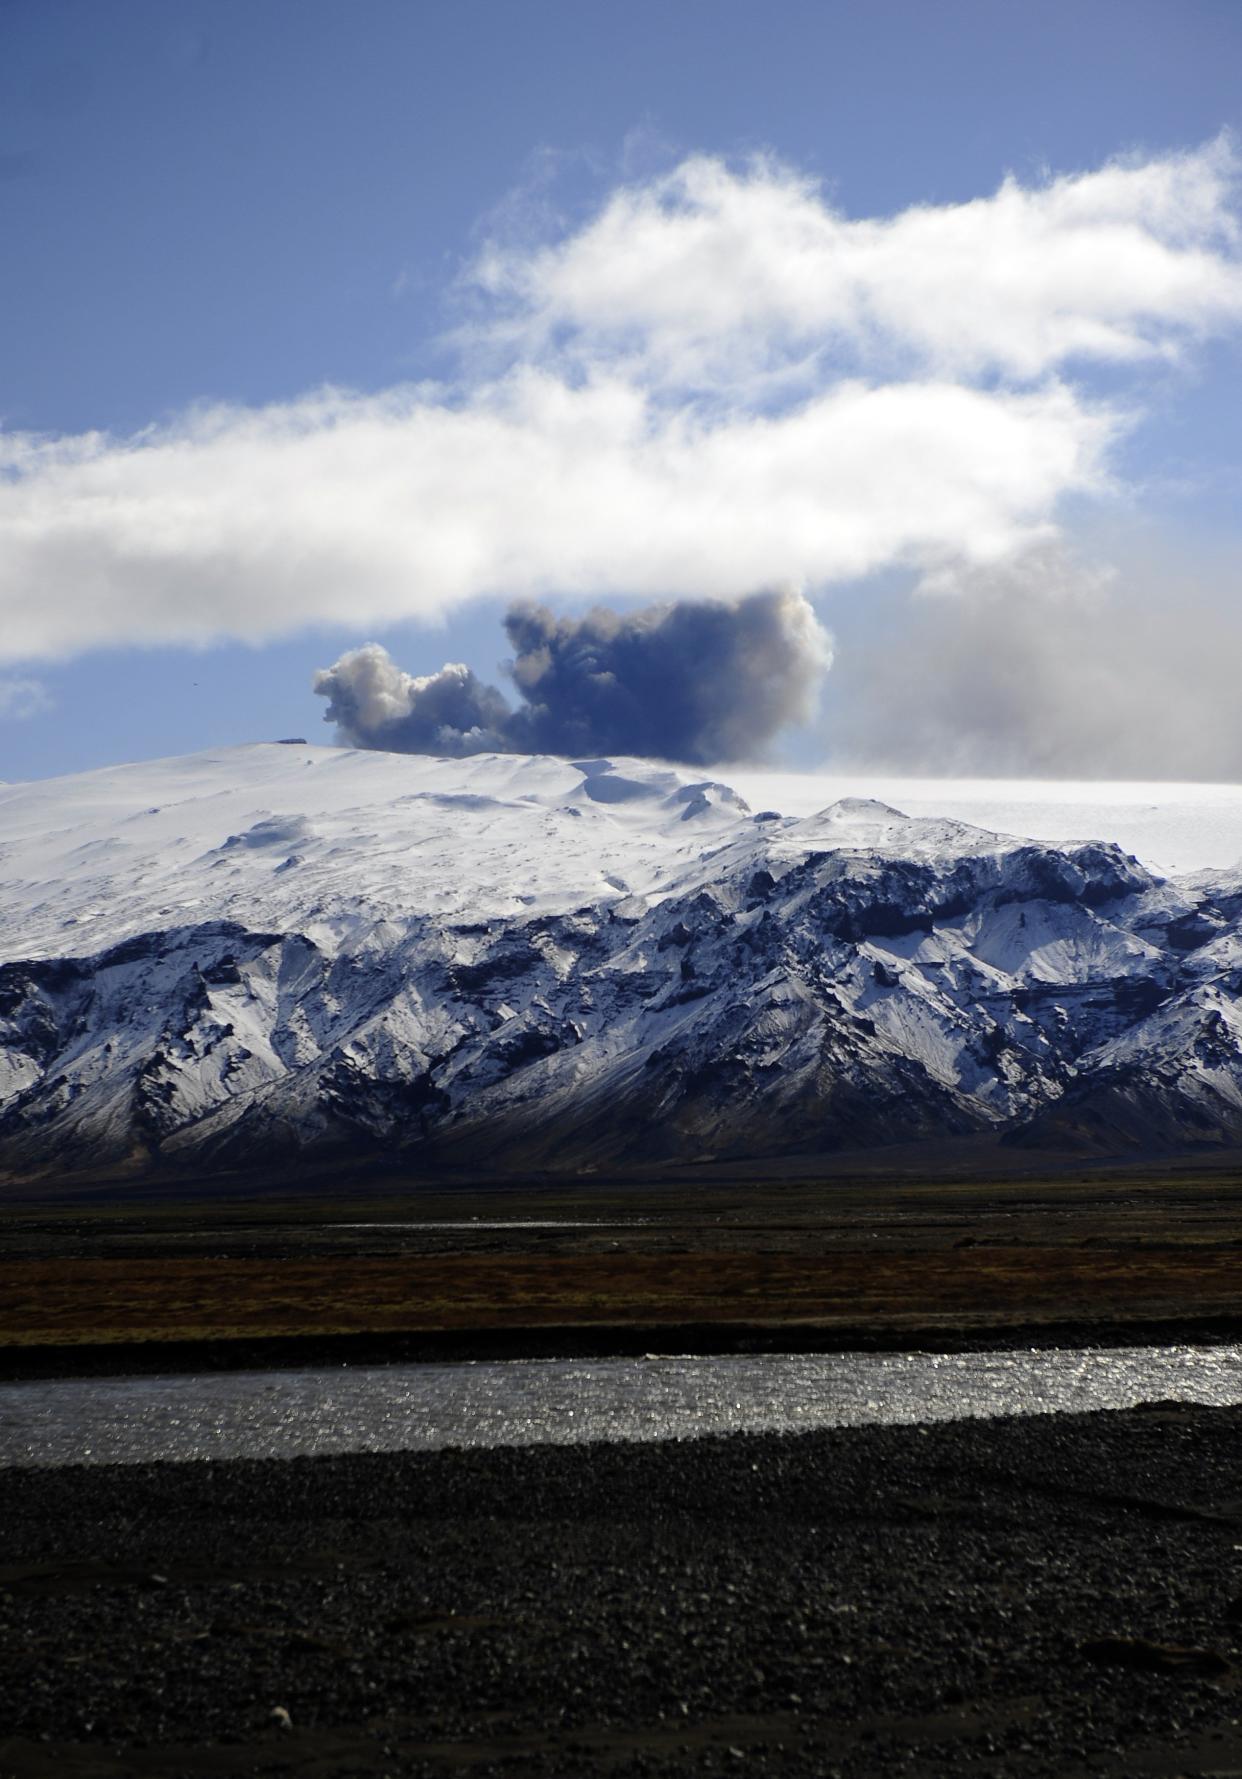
[4,1165,1242,1361]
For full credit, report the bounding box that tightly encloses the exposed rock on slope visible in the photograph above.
[2,744,1242,1179]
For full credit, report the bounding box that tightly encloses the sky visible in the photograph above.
[2,0,1241,781]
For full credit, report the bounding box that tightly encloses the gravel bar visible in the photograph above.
[3,1405,1242,1777]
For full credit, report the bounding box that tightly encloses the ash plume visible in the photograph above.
[314,588,831,765]
[312,651,514,757]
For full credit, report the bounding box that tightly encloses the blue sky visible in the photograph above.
[3,0,1241,779]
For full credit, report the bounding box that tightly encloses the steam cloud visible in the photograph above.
[829,538,1242,779]
[313,588,831,765]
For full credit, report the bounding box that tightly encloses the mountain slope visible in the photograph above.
[3,743,1242,1180]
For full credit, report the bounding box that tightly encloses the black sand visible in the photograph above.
[3,1404,1242,1777]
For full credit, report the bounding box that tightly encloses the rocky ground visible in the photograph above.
[3,1405,1242,1777]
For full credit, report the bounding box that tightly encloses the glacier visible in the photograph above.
[3,742,1242,1182]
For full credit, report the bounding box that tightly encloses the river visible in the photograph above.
[1,1343,1240,1467]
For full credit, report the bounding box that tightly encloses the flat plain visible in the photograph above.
[4,1164,1242,1367]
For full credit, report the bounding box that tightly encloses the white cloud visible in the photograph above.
[470,137,1242,391]
[0,139,1238,666]
[0,676,50,720]
[0,377,1115,663]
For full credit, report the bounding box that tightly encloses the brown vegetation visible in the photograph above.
[3,1243,1242,1349]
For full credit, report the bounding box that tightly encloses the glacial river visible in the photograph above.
[1,1344,1240,1467]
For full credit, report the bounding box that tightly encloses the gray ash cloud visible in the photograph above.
[312,653,514,757]
[314,588,831,765]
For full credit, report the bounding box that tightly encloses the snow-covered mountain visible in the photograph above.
[3,742,1242,1182]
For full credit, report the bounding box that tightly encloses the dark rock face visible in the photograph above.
[3,824,1242,1178]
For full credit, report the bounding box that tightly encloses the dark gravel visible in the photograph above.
[3,1405,1242,1777]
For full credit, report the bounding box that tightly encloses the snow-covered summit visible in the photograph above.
[0,743,756,963]
[0,743,1059,966]
[3,743,1242,1179]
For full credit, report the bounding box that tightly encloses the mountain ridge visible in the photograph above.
[3,744,1242,1182]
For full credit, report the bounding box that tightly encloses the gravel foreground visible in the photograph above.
[2,1406,1242,1778]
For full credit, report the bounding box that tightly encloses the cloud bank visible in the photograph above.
[314,587,830,765]
[2,139,1239,668]
[0,377,1111,665]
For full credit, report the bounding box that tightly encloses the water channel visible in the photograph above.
[1,1343,1239,1468]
